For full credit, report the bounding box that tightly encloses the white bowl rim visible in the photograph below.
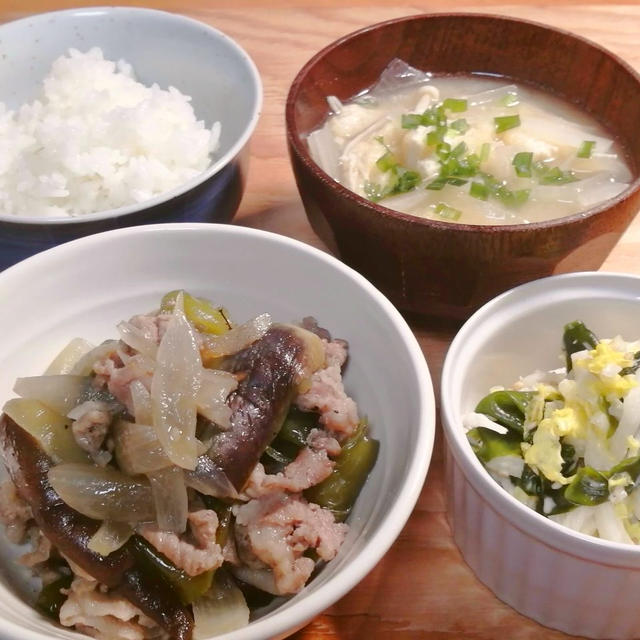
[0,222,436,640]
[441,270,640,567]
[0,7,263,227]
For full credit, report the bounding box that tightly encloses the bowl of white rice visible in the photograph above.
[0,7,262,269]
[441,272,640,639]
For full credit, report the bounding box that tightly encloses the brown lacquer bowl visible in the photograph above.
[286,13,640,320]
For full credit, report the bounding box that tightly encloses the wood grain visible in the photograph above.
[2,3,640,639]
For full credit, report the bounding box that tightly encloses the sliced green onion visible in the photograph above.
[512,151,533,178]
[480,142,491,162]
[364,181,385,203]
[426,177,466,190]
[452,141,467,158]
[401,113,423,129]
[509,189,531,206]
[422,105,447,127]
[450,118,469,134]
[577,140,596,159]
[494,114,521,133]
[376,151,397,172]
[435,202,462,221]
[396,169,421,192]
[426,178,446,191]
[536,164,578,185]
[470,182,489,200]
[436,142,452,160]
[443,97,468,113]
[427,127,446,146]
[500,92,519,107]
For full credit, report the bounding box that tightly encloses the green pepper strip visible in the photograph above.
[474,390,534,435]
[564,455,640,507]
[467,427,522,463]
[563,320,598,372]
[564,467,609,506]
[161,290,232,335]
[131,536,213,605]
[36,573,73,619]
[305,419,379,522]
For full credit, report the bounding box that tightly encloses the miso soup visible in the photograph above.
[308,60,632,225]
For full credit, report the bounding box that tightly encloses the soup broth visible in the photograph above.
[308,61,632,225]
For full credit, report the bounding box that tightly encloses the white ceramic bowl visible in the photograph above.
[0,7,262,269]
[0,223,435,640]
[441,271,640,639]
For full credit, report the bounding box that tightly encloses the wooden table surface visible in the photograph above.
[3,2,640,639]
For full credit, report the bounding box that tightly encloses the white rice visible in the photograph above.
[0,47,220,218]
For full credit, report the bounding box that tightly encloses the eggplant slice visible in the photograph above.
[203,325,323,492]
[0,414,194,640]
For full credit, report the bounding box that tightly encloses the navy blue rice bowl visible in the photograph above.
[0,157,246,271]
[0,7,262,270]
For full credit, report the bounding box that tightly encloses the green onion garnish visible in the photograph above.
[436,142,452,160]
[364,181,385,203]
[535,163,578,185]
[426,178,446,191]
[494,114,521,133]
[450,118,469,134]
[375,151,397,173]
[396,169,421,192]
[401,113,423,129]
[480,143,491,162]
[426,177,467,190]
[577,140,596,159]
[427,127,446,146]
[443,98,468,113]
[435,203,462,221]
[512,151,533,178]
[500,92,519,107]
[452,142,467,158]
[470,182,489,200]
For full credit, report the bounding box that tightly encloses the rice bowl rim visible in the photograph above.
[441,271,640,567]
[0,7,263,226]
[0,222,436,640]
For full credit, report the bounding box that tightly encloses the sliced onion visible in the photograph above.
[184,455,238,499]
[193,568,250,638]
[201,313,272,358]
[87,520,133,556]
[196,369,237,429]
[113,420,172,475]
[148,466,188,533]
[151,297,202,470]
[44,338,95,375]
[130,380,152,424]
[230,565,279,595]
[48,463,154,522]
[13,375,87,415]
[70,340,119,376]
[3,397,91,464]
[286,325,326,385]
[117,320,158,359]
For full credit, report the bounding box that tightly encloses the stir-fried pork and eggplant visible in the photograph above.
[0,292,378,639]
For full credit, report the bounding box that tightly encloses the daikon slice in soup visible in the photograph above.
[307,60,632,226]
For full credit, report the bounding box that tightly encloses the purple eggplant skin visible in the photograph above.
[0,413,194,640]
[207,326,307,491]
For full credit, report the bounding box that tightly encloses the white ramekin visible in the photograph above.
[441,271,640,639]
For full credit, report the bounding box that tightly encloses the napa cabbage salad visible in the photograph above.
[464,321,640,543]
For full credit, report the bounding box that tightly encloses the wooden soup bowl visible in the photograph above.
[286,13,640,320]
